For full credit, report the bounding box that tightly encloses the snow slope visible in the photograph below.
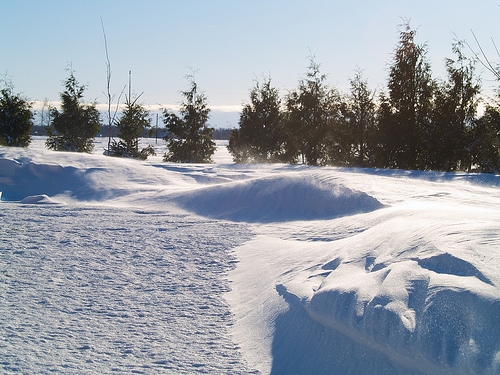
[1,136,500,374]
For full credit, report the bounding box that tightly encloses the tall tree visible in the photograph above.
[163,76,216,163]
[429,41,481,171]
[284,57,340,165]
[228,76,283,163]
[381,21,435,170]
[0,80,33,147]
[345,69,376,166]
[100,18,125,154]
[108,95,155,160]
[46,70,100,153]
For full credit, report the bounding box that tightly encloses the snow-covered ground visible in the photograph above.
[1,136,500,374]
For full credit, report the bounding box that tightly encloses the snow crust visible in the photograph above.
[1,136,500,374]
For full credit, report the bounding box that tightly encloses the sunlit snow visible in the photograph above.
[1,136,499,374]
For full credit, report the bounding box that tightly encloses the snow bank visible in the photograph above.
[19,194,60,204]
[172,174,385,222]
[273,207,500,374]
[0,159,87,201]
[0,146,197,203]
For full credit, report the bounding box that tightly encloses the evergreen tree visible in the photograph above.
[428,41,481,171]
[373,93,396,167]
[284,57,340,165]
[163,77,215,163]
[228,77,283,163]
[0,81,33,147]
[381,21,435,169]
[470,105,500,173]
[344,70,376,166]
[108,96,155,160]
[46,71,100,153]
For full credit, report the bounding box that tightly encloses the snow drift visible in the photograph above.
[172,174,385,222]
[255,197,500,374]
[0,159,91,201]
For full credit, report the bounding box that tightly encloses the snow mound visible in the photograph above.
[173,174,384,222]
[0,157,173,203]
[0,159,91,201]
[276,211,500,374]
[19,194,60,204]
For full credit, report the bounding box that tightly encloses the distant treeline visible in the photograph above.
[31,119,233,140]
[228,22,500,173]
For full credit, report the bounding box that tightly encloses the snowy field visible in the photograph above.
[1,136,500,374]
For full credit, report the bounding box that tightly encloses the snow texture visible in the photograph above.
[1,136,500,374]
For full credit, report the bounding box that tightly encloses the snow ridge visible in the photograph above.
[172,174,385,222]
[275,210,500,374]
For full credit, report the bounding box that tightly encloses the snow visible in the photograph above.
[1,136,500,374]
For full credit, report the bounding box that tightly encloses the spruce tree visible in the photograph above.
[382,21,435,170]
[46,71,100,153]
[345,70,376,166]
[284,57,340,165]
[163,77,215,163]
[228,77,283,163]
[429,41,480,171]
[0,82,33,147]
[109,97,155,160]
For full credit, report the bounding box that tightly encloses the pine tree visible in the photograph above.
[109,97,155,160]
[345,70,376,166]
[429,41,480,171]
[228,77,283,163]
[381,21,435,170]
[284,57,340,165]
[46,71,100,153]
[0,81,33,147]
[163,77,215,163]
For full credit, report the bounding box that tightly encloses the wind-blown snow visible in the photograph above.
[172,174,384,222]
[1,136,500,374]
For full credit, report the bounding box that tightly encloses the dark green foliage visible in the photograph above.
[46,71,100,153]
[163,78,216,163]
[224,23,497,172]
[228,128,251,163]
[108,98,155,160]
[225,22,497,172]
[380,21,435,170]
[284,58,341,165]
[109,140,155,160]
[228,77,283,163]
[0,84,33,147]
[428,41,481,171]
[470,105,500,173]
[342,70,377,166]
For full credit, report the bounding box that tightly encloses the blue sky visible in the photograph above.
[2,0,500,127]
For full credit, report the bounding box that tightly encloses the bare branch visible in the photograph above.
[492,37,500,60]
[467,30,500,80]
[130,92,145,107]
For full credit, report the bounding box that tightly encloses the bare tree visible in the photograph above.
[40,97,50,129]
[101,18,125,155]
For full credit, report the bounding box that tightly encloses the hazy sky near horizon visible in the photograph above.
[2,0,500,127]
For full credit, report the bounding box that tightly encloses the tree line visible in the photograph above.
[1,21,499,171]
[0,69,216,162]
[229,22,500,173]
